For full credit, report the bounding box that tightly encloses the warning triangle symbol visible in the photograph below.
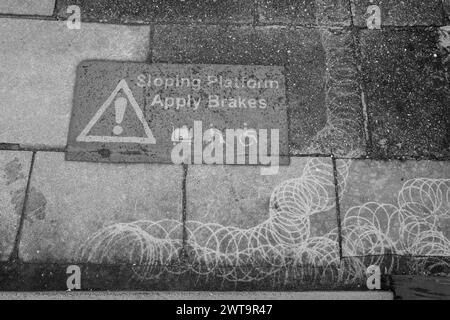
[76,79,156,144]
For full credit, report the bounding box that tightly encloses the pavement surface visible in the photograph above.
[0,291,393,300]
[0,0,449,298]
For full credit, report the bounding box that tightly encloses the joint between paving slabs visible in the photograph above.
[0,13,58,21]
[8,151,37,264]
[0,143,65,153]
[331,154,344,261]
[346,0,355,27]
[350,27,373,154]
[181,164,188,259]
[52,0,59,18]
[353,24,447,31]
[147,24,155,63]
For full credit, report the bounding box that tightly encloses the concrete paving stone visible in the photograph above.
[359,29,450,159]
[337,159,450,266]
[0,18,150,147]
[0,151,33,261]
[19,152,183,264]
[0,0,55,16]
[185,157,342,284]
[153,25,365,157]
[257,0,351,26]
[351,0,444,27]
[56,0,253,24]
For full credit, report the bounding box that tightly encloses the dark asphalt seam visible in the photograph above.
[0,13,58,21]
[255,21,342,28]
[352,24,445,30]
[0,14,338,29]
[0,144,65,153]
[148,23,155,63]
[61,18,256,27]
[346,0,355,27]
[350,28,373,154]
[0,12,446,29]
[331,154,343,261]
[0,145,448,161]
[52,0,59,18]
[8,151,36,263]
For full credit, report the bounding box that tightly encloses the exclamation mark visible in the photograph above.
[113,97,127,135]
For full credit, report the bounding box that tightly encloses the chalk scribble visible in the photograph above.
[78,29,450,284]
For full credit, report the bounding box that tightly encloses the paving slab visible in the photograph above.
[0,0,55,16]
[0,151,33,261]
[153,25,364,157]
[257,0,351,26]
[0,18,150,148]
[184,157,344,285]
[337,159,450,274]
[359,29,450,159]
[19,152,183,265]
[66,61,289,165]
[55,0,253,24]
[351,0,444,27]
